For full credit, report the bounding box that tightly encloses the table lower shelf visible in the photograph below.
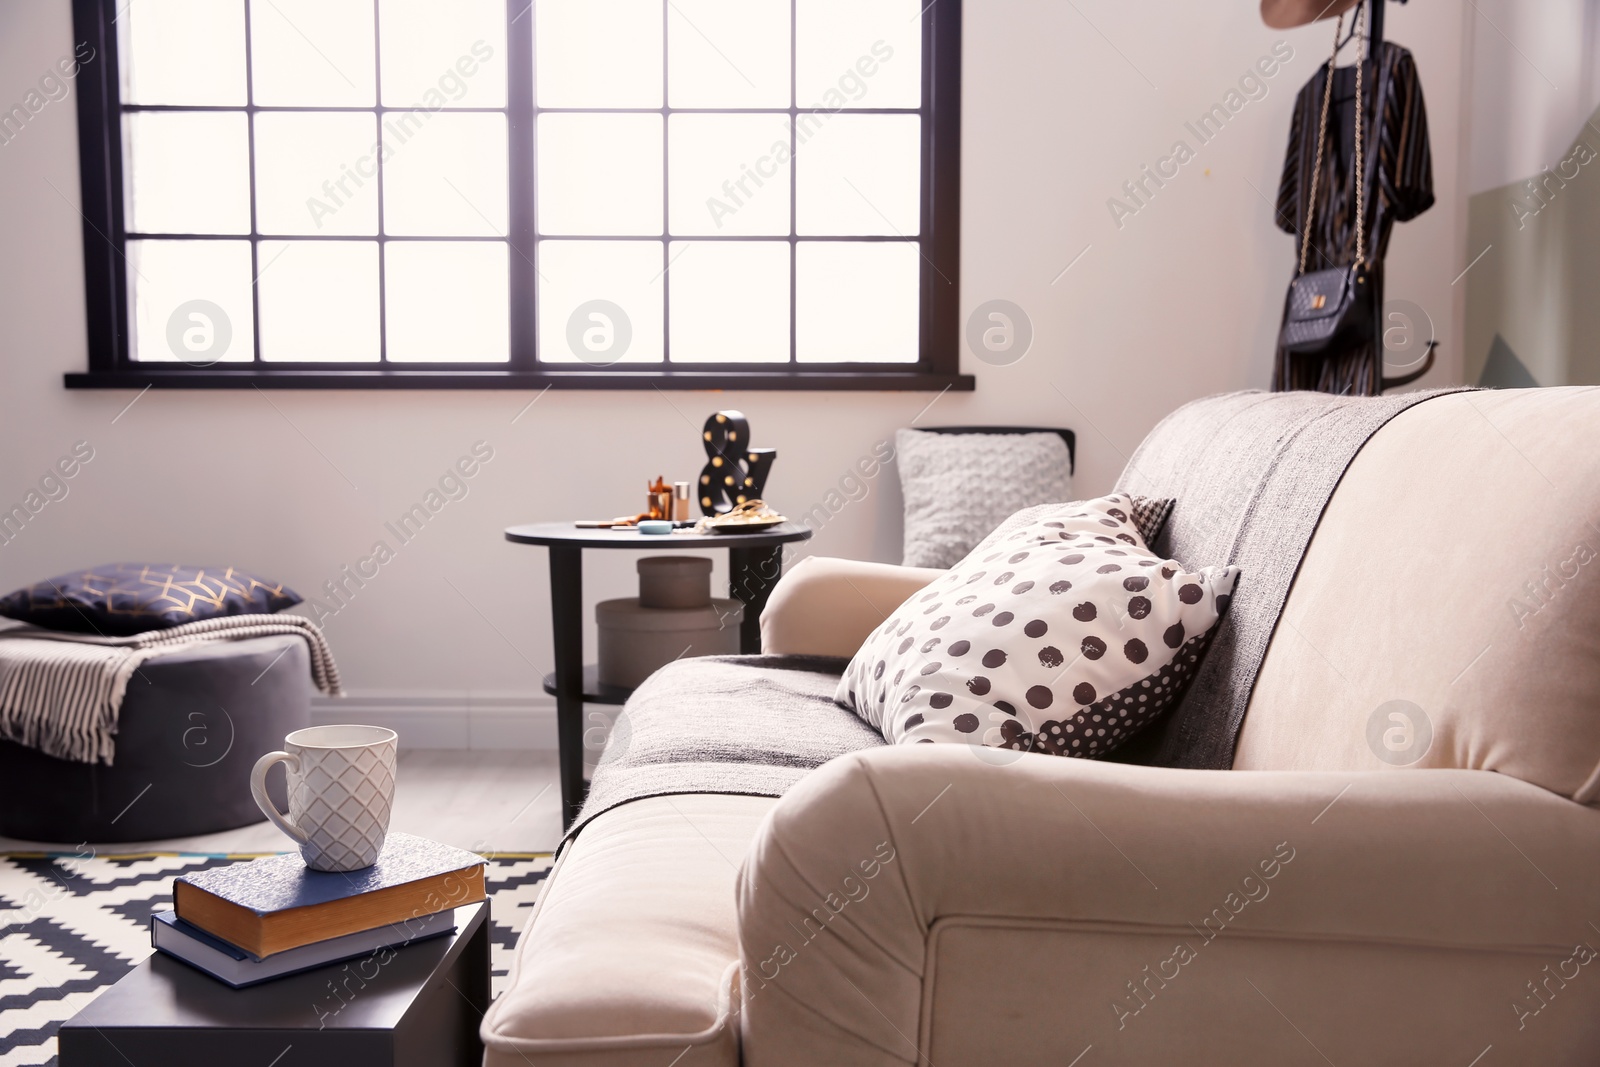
[541,665,634,706]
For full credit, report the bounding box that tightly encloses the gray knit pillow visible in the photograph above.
[897,429,1073,568]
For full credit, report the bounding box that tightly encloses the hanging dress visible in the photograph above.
[1273,39,1434,394]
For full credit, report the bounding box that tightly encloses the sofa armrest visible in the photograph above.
[736,747,1600,1066]
[759,556,945,659]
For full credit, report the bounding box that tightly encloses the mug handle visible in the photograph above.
[250,751,308,844]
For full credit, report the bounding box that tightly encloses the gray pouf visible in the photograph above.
[0,635,313,843]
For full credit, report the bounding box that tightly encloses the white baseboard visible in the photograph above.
[312,692,556,750]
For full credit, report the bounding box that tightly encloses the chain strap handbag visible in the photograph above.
[1280,4,1373,355]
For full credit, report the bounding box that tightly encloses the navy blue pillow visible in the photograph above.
[0,563,301,636]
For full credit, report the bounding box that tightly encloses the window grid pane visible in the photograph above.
[533,0,924,367]
[120,0,511,365]
[113,1,928,370]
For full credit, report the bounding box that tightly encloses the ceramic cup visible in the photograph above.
[250,724,398,872]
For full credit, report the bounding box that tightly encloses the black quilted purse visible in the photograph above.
[1281,5,1372,355]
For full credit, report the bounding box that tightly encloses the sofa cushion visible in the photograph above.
[1237,388,1600,801]
[570,656,881,841]
[1127,493,1176,545]
[838,495,1238,758]
[481,793,777,1067]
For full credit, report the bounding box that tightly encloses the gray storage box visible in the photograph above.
[596,597,743,690]
[637,555,714,609]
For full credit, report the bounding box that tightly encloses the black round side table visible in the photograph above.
[504,521,813,827]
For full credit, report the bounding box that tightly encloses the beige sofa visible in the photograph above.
[483,388,1600,1066]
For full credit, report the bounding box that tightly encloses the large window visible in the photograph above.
[67,0,965,390]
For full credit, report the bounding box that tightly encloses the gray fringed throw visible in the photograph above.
[0,614,341,764]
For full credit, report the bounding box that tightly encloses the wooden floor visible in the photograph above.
[0,750,563,855]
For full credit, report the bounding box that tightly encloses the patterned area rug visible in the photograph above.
[0,850,552,1067]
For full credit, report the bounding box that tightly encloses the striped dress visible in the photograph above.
[1272,41,1434,395]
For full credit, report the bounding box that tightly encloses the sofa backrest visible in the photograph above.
[1234,388,1600,802]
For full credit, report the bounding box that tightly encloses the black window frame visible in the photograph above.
[65,0,969,392]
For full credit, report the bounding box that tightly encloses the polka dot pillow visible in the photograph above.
[836,495,1239,759]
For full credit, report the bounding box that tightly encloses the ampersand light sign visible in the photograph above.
[699,410,776,516]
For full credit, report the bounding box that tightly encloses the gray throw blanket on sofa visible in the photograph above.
[1113,388,1465,769]
[571,655,881,840]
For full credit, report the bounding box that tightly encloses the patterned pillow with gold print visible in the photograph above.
[0,563,302,636]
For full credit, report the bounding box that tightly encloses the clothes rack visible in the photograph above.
[1271,0,1437,395]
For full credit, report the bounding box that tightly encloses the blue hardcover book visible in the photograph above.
[150,907,458,988]
[173,833,484,958]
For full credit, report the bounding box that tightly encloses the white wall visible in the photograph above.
[0,0,1470,744]
[1465,0,1600,196]
[1461,0,1600,386]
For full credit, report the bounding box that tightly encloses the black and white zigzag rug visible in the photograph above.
[0,850,552,1067]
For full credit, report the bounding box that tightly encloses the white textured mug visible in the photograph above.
[250,725,398,872]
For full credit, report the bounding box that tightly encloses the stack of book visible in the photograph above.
[151,832,486,988]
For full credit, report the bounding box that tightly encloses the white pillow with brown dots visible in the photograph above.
[837,494,1238,758]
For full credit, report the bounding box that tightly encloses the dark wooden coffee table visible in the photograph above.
[504,521,814,827]
[59,902,489,1067]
